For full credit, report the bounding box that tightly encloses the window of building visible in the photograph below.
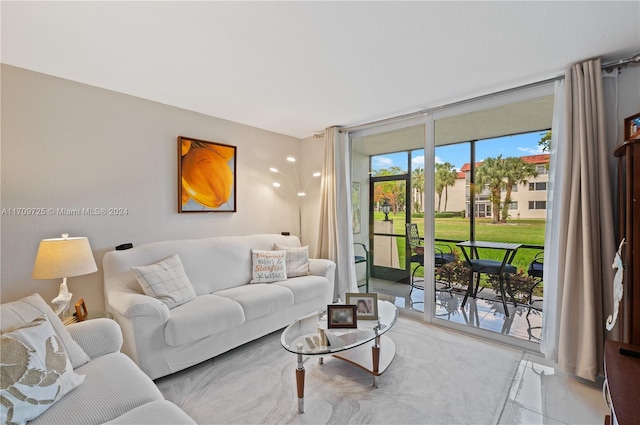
[536,165,548,175]
[529,200,546,209]
[508,202,518,210]
[529,182,547,191]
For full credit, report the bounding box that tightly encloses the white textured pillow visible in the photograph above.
[131,254,196,309]
[250,249,287,283]
[273,244,310,278]
[0,316,85,425]
[0,293,90,369]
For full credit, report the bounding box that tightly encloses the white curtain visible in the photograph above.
[316,127,358,300]
[541,80,565,362]
[541,58,616,381]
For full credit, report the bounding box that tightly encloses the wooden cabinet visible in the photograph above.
[614,138,640,345]
[603,340,640,425]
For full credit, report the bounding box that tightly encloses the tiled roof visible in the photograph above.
[459,153,549,172]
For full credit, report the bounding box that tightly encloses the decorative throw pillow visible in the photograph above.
[273,244,310,278]
[0,316,85,425]
[250,249,287,283]
[0,293,91,369]
[131,254,196,309]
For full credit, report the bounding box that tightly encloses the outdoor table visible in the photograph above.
[456,240,522,317]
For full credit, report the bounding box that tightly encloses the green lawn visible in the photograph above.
[373,212,545,274]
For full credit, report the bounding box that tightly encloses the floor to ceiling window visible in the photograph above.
[350,84,555,350]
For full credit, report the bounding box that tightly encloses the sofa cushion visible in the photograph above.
[102,400,196,424]
[0,293,90,369]
[131,254,197,309]
[273,275,331,304]
[29,352,164,425]
[0,316,85,425]
[250,249,287,283]
[215,284,294,321]
[164,294,245,347]
[273,243,310,277]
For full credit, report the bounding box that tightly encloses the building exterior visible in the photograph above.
[437,154,549,220]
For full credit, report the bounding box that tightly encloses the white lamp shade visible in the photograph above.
[32,236,98,279]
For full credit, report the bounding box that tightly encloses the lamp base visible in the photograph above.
[51,279,73,318]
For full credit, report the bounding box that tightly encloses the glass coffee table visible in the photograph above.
[281,300,398,413]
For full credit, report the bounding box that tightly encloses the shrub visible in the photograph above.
[434,211,465,218]
[489,271,541,304]
[437,259,471,286]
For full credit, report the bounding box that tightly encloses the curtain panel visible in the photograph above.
[316,127,358,300]
[542,58,616,381]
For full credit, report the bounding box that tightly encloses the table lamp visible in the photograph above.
[32,233,98,317]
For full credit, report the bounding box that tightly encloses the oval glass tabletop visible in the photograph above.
[281,300,398,355]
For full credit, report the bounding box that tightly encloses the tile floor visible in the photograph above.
[500,353,609,424]
[364,278,610,424]
[368,278,543,343]
[156,316,610,425]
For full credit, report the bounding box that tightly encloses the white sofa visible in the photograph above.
[103,234,336,380]
[0,294,195,425]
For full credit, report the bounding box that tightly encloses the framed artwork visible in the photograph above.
[178,136,237,212]
[327,305,358,329]
[624,112,640,141]
[346,292,378,320]
[74,298,88,322]
[352,182,361,234]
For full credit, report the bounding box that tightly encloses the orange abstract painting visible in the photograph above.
[178,136,236,212]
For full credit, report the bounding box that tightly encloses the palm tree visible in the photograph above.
[475,156,504,223]
[435,162,457,212]
[435,166,445,212]
[412,167,424,212]
[442,163,457,212]
[436,162,458,212]
[500,157,538,222]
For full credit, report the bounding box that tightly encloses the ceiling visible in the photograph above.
[2,1,639,139]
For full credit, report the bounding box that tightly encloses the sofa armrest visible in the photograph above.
[309,258,336,302]
[309,258,336,278]
[66,318,123,359]
[107,286,170,324]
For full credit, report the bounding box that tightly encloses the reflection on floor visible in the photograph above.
[366,278,610,424]
[369,277,542,343]
[500,353,609,424]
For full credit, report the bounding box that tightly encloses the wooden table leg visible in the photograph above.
[372,335,380,388]
[296,353,305,413]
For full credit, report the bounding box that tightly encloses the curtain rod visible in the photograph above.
[338,53,640,134]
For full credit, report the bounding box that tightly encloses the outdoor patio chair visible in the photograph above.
[461,258,518,315]
[526,251,544,317]
[406,223,455,297]
[354,242,369,292]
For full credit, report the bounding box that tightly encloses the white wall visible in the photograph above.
[613,66,640,144]
[299,135,325,257]
[1,65,303,310]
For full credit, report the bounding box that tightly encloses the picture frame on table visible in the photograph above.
[74,298,88,322]
[178,136,237,213]
[327,305,358,329]
[346,292,378,320]
[624,112,640,141]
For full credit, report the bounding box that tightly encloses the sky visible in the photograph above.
[371,130,547,173]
